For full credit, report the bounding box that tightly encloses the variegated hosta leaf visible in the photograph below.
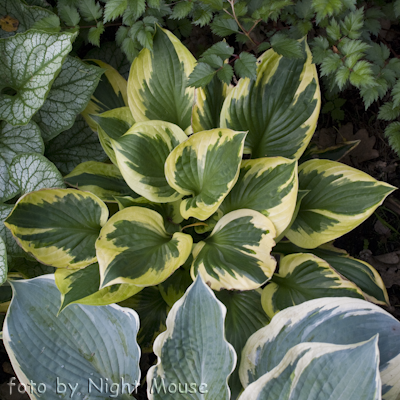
[4,189,109,269]
[81,59,128,130]
[192,209,276,291]
[240,297,400,400]
[216,289,269,400]
[119,286,169,352]
[55,262,142,312]
[33,56,103,141]
[0,204,25,258]
[239,338,381,400]
[9,153,65,196]
[96,207,192,288]
[45,114,107,176]
[261,253,365,318]
[220,157,298,236]
[113,120,188,203]
[286,159,396,248]
[64,161,139,202]
[128,27,196,134]
[91,107,135,165]
[299,140,360,163]
[0,237,7,285]
[0,120,44,202]
[147,276,236,400]
[220,40,320,159]
[4,275,140,399]
[0,30,75,125]
[274,241,389,305]
[165,129,246,220]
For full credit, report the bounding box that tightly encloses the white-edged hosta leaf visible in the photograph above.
[192,209,276,291]
[128,27,196,133]
[220,39,320,159]
[286,159,396,248]
[9,153,65,196]
[165,128,246,220]
[261,253,365,318]
[239,297,400,400]
[33,56,103,141]
[96,207,192,288]
[4,189,109,269]
[0,30,75,125]
[239,338,381,400]
[0,120,44,202]
[4,275,140,399]
[274,241,389,306]
[216,289,269,400]
[113,120,188,203]
[0,204,25,257]
[55,262,142,312]
[45,114,107,176]
[147,276,237,400]
[64,161,139,202]
[0,237,7,285]
[220,157,298,237]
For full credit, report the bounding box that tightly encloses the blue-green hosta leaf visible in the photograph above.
[4,275,140,399]
[4,189,109,269]
[286,159,396,248]
[9,153,65,197]
[64,161,138,202]
[192,209,277,291]
[147,276,236,400]
[0,237,7,285]
[261,253,365,318]
[0,204,25,258]
[220,157,298,237]
[33,56,103,141]
[127,27,196,134]
[220,39,320,159]
[165,129,246,220]
[240,297,400,400]
[0,30,75,125]
[0,120,44,202]
[96,207,192,288]
[45,114,107,176]
[239,338,381,400]
[55,262,142,312]
[113,120,188,202]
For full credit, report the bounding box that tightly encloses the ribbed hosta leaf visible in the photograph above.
[55,262,141,312]
[147,276,236,400]
[0,237,7,285]
[165,129,246,220]
[220,157,298,236]
[286,159,396,248]
[128,27,196,133]
[33,56,103,141]
[240,297,400,400]
[0,30,75,125]
[261,253,365,318]
[64,161,138,202]
[4,189,109,269]
[96,207,192,287]
[220,40,320,159]
[239,338,381,400]
[4,275,140,399]
[192,209,276,290]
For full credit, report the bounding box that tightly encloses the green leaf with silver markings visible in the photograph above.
[0,30,75,125]
[165,128,246,220]
[261,253,365,318]
[127,27,196,134]
[4,189,109,269]
[113,120,188,203]
[65,161,139,202]
[192,209,277,291]
[220,157,298,237]
[96,207,192,288]
[286,159,396,248]
[220,39,320,159]
[0,237,7,285]
[147,276,236,400]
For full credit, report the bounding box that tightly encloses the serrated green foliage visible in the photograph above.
[341,7,364,39]
[392,80,400,108]
[378,102,400,121]
[171,1,194,19]
[384,122,400,156]
[103,0,127,23]
[88,21,105,46]
[58,3,81,26]
[211,16,239,36]
[187,63,216,88]
[312,0,344,21]
[78,0,102,21]
[217,63,234,84]
[234,52,257,79]
[270,33,302,58]
[202,41,234,60]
